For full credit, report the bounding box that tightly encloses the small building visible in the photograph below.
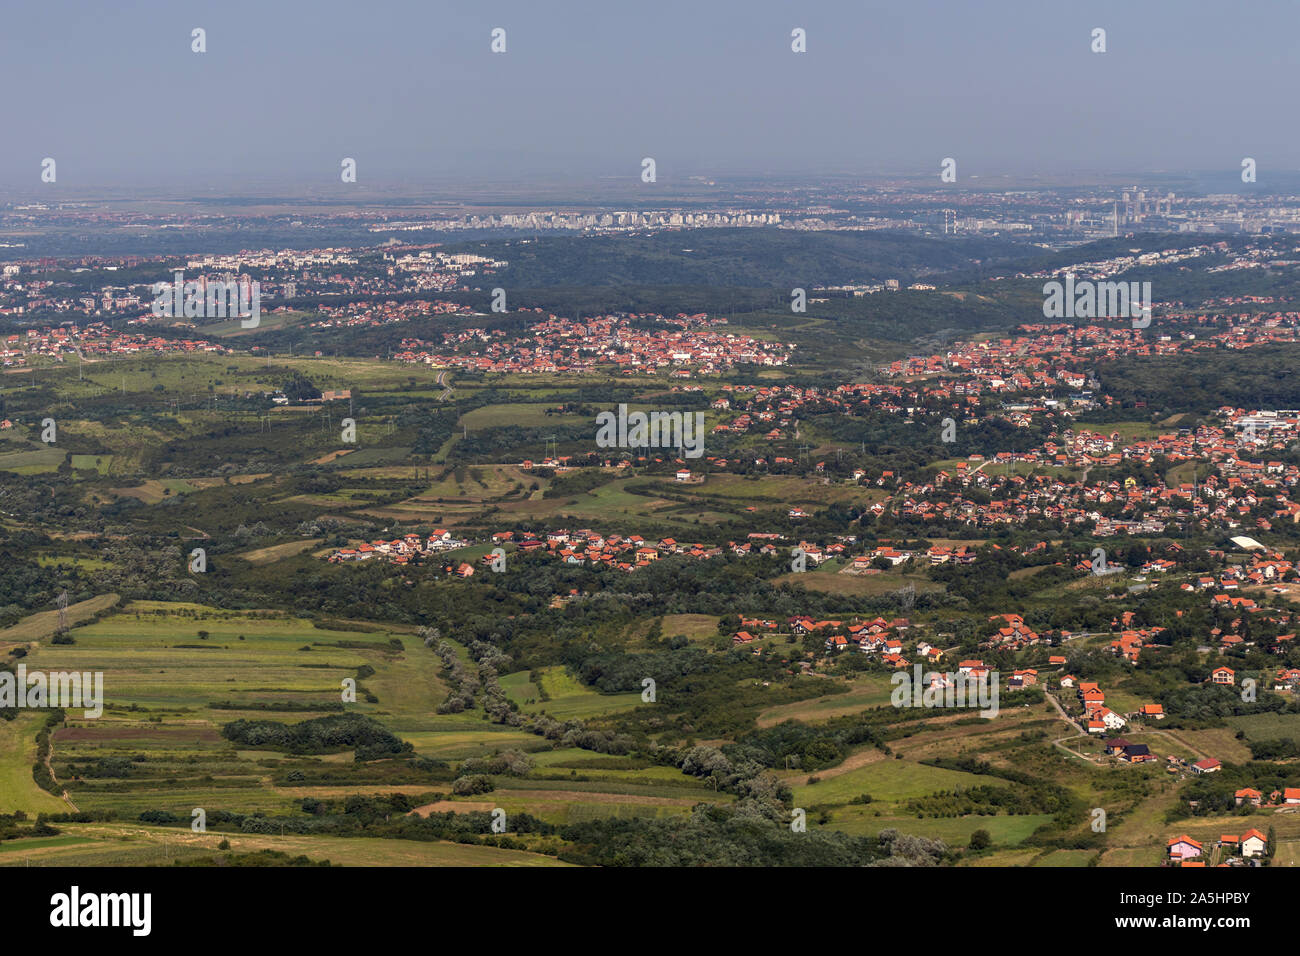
[1121,744,1154,763]
[1167,835,1202,860]
[1241,829,1268,858]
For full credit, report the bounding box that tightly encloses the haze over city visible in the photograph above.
[4,0,1300,193]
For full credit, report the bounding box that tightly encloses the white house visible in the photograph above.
[1241,829,1268,858]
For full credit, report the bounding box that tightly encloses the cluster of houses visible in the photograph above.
[327,529,471,566]
[327,523,990,580]
[1233,786,1300,807]
[1182,551,1296,593]
[720,321,1300,540]
[863,422,1300,536]
[501,530,735,571]
[681,314,1300,517]
[396,312,793,377]
[1058,675,1131,733]
[2,324,226,366]
[1167,830,1269,865]
[841,543,979,572]
[730,615,924,660]
[309,299,475,334]
[328,528,777,575]
[4,243,374,320]
[1107,628,1161,663]
[1055,668,1164,734]
[983,612,1042,652]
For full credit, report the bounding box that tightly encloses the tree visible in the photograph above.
[968,828,992,851]
[283,372,321,402]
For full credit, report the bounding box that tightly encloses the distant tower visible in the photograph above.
[1112,204,1119,237]
[56,590,68,633]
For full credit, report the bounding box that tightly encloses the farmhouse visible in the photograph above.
[1241,829,1268,858]
[1120,744,1154,763]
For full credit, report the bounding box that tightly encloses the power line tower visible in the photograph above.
[56,590,68,634]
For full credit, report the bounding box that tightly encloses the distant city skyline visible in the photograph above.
[4,0,1300,195]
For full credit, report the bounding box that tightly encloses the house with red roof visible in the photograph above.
[1167,835,1202,860]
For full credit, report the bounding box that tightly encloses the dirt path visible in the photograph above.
[42,735,78,812]
[410,800,495,816]
[1044,689,1081,733]
[1052,732,1096,764]
[786,747,886,786]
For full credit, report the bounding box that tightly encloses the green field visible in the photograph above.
[501,666,643,719]
[794,758,1007,806]
[1225,712,1300,742]
[0,713,70,815]
[0,823,571,867]
[825,808,1053,846]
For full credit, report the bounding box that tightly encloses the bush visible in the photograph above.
[451,774,495,796]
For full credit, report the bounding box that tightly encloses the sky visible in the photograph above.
[3,0,1299,194]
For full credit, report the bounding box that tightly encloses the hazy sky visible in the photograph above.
[3,0,1299,193]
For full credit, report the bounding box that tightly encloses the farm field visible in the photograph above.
[824,808,1054,846]
[1226,712,1300,742]
[6,220,1300,880]
[499,667,643,719]
[0,823,572,867]
[792,757,1006,806]
[0,713,70,816]
[756,675,890,727]
[0,593,120,645]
